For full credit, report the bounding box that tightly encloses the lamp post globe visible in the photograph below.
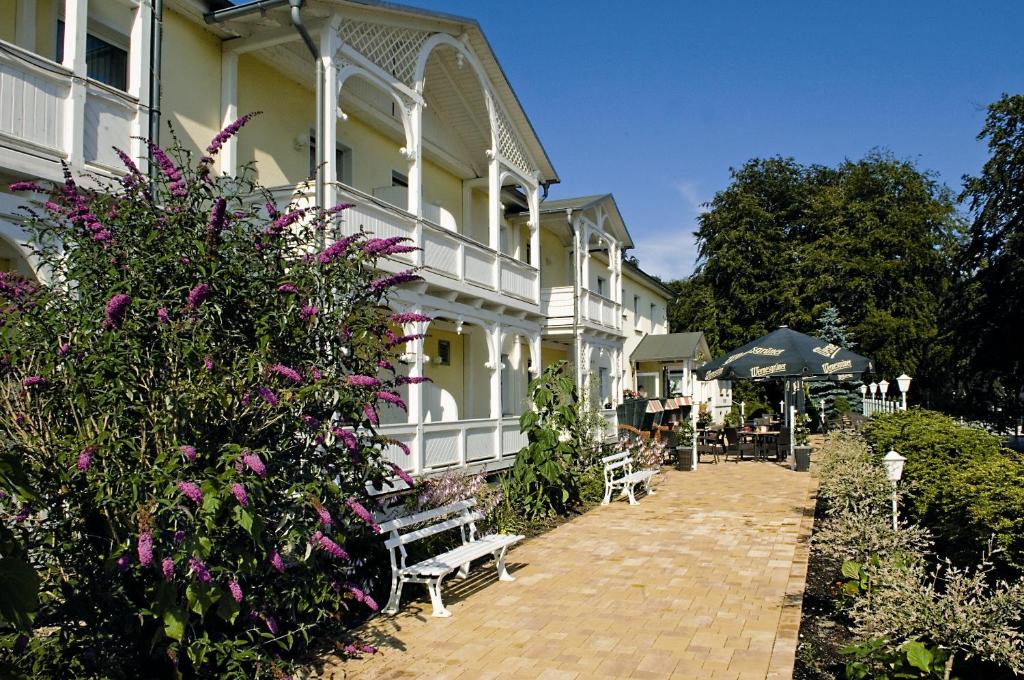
[878,379,889,398]
[869,382,878,398]
[897,374,912,410]
[882,450,906,483]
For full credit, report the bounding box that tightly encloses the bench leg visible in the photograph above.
[454,562,470,580]
[602,483,612,505]
[626,482,639,505]
[493,545,515,582]
[383,573,404,615]
[426,577,451,617]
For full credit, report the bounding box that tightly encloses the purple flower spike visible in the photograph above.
[176,481,203,505]
[162,557,175,582]
[363,403,379,427]
[317,235,359,265]
[58,342,71,356]
[228,579,243,603]
[331,427,358,453]
[174,530,186,544]
[315,504,332,527]
[301,414,320,430]
[157,307,170,324]
[346,375,380,388]
[308,366,323,382]
[390,312,432,324]
[257,386,278,407]
[376,390,407,411]
[269,549,285,573]
[300,305,319,321]
[203,355,214,371]
[116,554,130,571]
[230,482,248,507]
[369,271,421,293]
[346,498,381,535]
[9,181,42,192]
[276,283,299,294]
[241,451,266,478]
[77,445,97,471]
[206,112,260,156]
[391,464,415,487]
[138,531,153,566]
[188,557,212,584]
[263,614,278,635]
[22,376,46,388]
[270,364,302,383]
[311,530,349,560]
[104,293,131,329]
[208,197,227,234]
[179,445,197,462]
[187,284,211,310]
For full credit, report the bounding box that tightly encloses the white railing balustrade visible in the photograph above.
[599,409,618,437]
[83,82,137,171]
[863,398,903,416]
[0,43,69,158]
[379,417,528,476]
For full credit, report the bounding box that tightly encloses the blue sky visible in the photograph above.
[411,0,1024,280]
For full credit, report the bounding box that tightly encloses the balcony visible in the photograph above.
[540,285,623,334]
[0,40,141,177]
[271,182,541,307]
[376,416,526,476]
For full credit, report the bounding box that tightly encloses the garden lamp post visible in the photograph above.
[882,450,906,530]
[869,382,877,400]
[897,374,912,411]
[740,401,745,421]
[878,379,889,404]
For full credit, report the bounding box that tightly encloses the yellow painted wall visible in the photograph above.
[467,187,488,243]
[34,0,56,60]
[465,326,490,419]
[539,227,570,287]
[423,327,464,417]
[237,54,311,187]
[1,2,16,44]
[160,9,221,157]
[422,157,462,226]
[541,345,569,372]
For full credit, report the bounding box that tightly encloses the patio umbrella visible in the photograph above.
[694,326,873,381]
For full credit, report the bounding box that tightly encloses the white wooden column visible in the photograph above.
[488,323,502,420]
[319,21,340,210]
[406,101,423,218]
[61,0,88,170]
[127,0,152,169]
[581,226,591,292]
[406,316,426,474]
[218,49,238,176]
[15,0,36,52]
[527,184,541,303]
[487,155,501,248]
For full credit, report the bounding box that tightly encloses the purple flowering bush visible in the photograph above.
[0,122,419,677]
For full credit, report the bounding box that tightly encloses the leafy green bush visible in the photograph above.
[508,362,593,519]
[864,409,1024,574]
[0,125,417,677]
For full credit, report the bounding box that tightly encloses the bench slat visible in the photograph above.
[402,534,524,577]
[384,511,484,550]
[379,498,476,534]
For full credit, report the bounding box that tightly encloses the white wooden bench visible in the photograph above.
[379,498,524,618]
[601,450,658,505]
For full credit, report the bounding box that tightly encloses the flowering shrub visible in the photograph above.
[415,468,500,519]
[0,123,420,677]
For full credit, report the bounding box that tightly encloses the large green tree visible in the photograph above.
[958,94,1024,425]
[668,152,961,406]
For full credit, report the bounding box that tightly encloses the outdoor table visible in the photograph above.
[747,431,780,461]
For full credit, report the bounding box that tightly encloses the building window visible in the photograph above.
[307,136,351,184]
[56,21,128,91]
[650,303,657,329]
[633,295,640,322]
[391,170,409,188]
[436,340,451,366]
[596,277,606,297]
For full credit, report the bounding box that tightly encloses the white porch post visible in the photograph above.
[581,226,591,292]
[406,101,423,218]
[489,323,502,460]
[218,49,238,176]
[127,0,152,170]
[319,21,339,210]
[15,0,37,52]
[61,0,88,171]
[406,316,426,475]
[527,184,541,303]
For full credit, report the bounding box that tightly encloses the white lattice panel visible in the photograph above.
[502,421,526,456]
[495,107,535,180]
[338,19,431,86]
[463,243,494,287]
[0,55,66,154]
[465,425,497,461]
[83,88,135,170]
[422,230,459,277]
[423,427,460,468]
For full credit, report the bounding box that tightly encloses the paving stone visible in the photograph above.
[316,463,817,680]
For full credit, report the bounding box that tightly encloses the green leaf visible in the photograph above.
[841,560,862,579]
[0,556,39,629]
[216,591,240,624]
[234,506,254,535]
[163,607,187,642]
[902,641,932,671]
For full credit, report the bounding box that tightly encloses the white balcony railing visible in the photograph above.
[540,285,622,332]
[599,409,618,437]
[0,40,142,174]
[269,182,539,305]
[378,416,525,476]
[0,43,70,158]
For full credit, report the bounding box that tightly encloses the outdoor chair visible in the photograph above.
[698,430,724,464]
[723,427,740,462]
[775,429,791,462]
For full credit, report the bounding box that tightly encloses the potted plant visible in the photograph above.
[675,419,695,470]
[793,413,812,471]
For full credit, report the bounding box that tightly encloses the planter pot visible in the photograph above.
[793,445,812,472]
[677,448,694,471]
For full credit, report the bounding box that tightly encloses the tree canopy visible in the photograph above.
[668,151,962,407]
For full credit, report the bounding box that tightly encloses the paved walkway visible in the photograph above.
[320,462,818,680]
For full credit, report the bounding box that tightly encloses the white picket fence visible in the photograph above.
[863,397,903,416]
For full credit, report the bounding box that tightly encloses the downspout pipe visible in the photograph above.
[203,0,325,212]
[147,0,163,183]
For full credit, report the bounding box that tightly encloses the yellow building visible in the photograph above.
[0,0,728,476]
